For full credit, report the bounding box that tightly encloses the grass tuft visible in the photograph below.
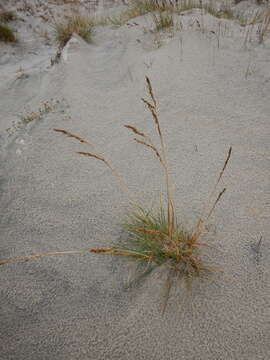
[152,11,174,31]
[54,15,94,48]
[0,23,16,42]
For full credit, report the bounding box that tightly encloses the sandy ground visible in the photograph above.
[1,2,270,359]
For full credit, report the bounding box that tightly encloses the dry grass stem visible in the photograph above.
[53,128,92,145]
[124,125,148,138]
[77,151,109,166]
[91,248,152,259]
[136,228,163,235]
[206,187,226,220]
[142,78,174,241]
[141,98,162,138]
[146,76,156,107]
[134,138,164,164]
[195,146,232,236]
[213,146,232,195]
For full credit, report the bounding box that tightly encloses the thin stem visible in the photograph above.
[144,77,174,240]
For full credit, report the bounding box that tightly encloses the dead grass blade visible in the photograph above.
[215,147,232,190]
[146,76,157,107]
[0,247,153,266]
[53,128,92,145]
[141,98,162,138]
[0,250,92,265]
[195,147,232,236]
[206,187,226,220]
[124,125,148,138]
[76,151,116,172]
[136,227,164,235]
[193,187,227,242]
[134,138,164,164]
[77,151,107,164]
[90,248,152,260]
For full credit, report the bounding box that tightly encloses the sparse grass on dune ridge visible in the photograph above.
[119,0,236,24]
[91,0,205,28]
[54,15,94,47]
[0,77,232,311]
[104,0,268,31]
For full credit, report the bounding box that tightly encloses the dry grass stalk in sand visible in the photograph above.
[0,250,92,266]
[1,78,232,312]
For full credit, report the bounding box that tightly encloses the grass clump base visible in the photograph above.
[95,207,212,278]
[0,23,16,42]
[54,15,94,48]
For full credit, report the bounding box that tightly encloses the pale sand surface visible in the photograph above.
[0,2,270,359]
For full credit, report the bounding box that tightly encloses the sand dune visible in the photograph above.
[1,1,270,359]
